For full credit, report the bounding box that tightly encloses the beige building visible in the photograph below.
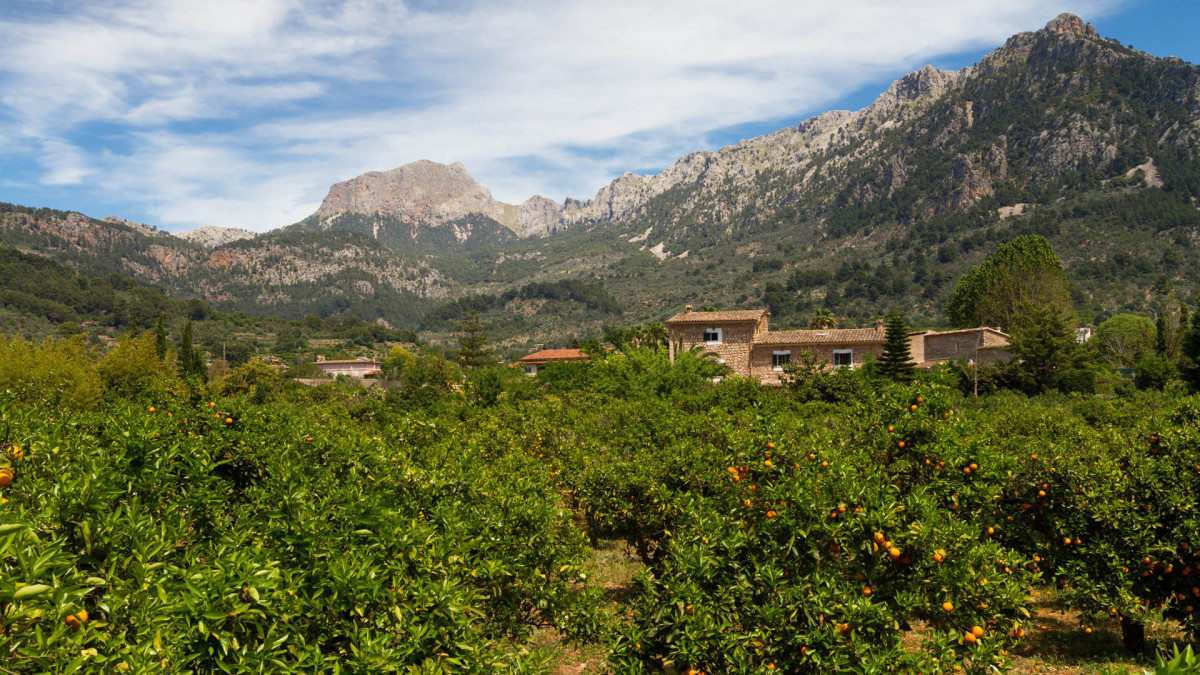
[665,306,1010,384]
[313,357,383,378]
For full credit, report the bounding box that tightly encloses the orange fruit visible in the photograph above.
[763,460,772,468]
[942,601,954,612]
[972,625,984,638]
[0,468,13,488]
[862,586,872,596]
[933,550,946,563]
[65,614,81,628]
[766,510,777,519]
[964,631,977,644]
[888,547,902,560]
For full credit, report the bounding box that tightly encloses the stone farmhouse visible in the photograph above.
[666,307,1010,384]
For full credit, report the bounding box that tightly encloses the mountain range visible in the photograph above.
[1,14,1197,350]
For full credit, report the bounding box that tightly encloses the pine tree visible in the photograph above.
[878,312,915,381]
[456,311,493,370]
[154,313,168,358]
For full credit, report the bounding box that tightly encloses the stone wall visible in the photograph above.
[909,333,926,363]
[750,342,884,385]
[923,332,1002,362]
[670,321,760,376]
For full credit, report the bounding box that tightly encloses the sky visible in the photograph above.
[0,0,1195,234]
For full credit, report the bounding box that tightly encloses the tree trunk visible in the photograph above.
[1120,615,1145,652]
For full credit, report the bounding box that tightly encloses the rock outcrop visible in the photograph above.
[176,226,257,248]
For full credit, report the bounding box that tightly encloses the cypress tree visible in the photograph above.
[878,311,915,381]
[154,313,167,358]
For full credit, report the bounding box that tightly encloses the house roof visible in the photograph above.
[518,348,591,364]
[921,327,1010,348]
[665,309,770,324]
[315,359,382,366]
[753,328,886,346]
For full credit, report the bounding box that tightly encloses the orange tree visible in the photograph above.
[607,380,1038,674]
[0,391,599,672]
[975,393,1200,651]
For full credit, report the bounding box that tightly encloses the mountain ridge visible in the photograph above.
[2,13,1198,348]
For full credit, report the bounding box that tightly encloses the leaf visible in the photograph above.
[0,522,28,536]
[13,584,53,600]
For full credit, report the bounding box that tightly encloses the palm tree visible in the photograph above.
[638,323,670,351]
[807,309,838,329]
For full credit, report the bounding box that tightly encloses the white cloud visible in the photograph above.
[0,0,1128,231]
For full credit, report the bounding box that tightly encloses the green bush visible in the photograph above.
[0,335,101,410]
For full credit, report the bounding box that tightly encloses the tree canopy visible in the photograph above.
[946,235,1073,330]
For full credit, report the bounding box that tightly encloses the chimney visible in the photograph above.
[876,318,884,330]
[685,305,693,313]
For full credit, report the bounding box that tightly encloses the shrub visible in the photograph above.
[0,334,101,410]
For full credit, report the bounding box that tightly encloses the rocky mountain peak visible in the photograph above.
[316,159,520,232]
[1043,13,1098,39]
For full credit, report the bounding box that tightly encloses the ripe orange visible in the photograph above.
[972,625,984,637]
[910,404,918,411]
[766,510,777,519]
[767,442,775,450]
[933,550,946,563]
[888,547,902,560]
[964,631,977,644]
[862,586,872,596]
[65,614,81,628]
[763,460,772,468]
[986,527,995,536]
[0,468,13,488]
[942,601,954,612]
[874,532,887,544]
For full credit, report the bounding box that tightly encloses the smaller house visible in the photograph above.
[1075,327,1093,344]
[909,327,1011,368]
[516,348,591,376]
[314,357,383,379]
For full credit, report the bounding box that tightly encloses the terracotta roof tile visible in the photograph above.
[754,328,886,345]
[665,309,769,324]
[518,349,591,364]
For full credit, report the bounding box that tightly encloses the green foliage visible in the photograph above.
[779,350,866,403]
[1149,644,1200,675]
[879,311,916,382]
[0,335,101,410]
[97,332,179,399]
[1007,302,1087,395]
[1095,314,1157,368]
[219,360,283,399]
[1136,354,1179,391]
[947,235,1073,330]
[456,311,493,370]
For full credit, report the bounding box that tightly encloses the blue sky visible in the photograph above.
[0,0,1194,233]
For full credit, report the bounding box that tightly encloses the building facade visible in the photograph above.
[665,306,1010,384]
[313,357,383,378]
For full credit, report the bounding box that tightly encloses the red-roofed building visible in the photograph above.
[666,305,1011,384]
[516,348,591,376]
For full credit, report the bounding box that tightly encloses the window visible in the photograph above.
[772,351,791,370]
[832,350,853,368]
[523,365,536,375]
[703,327,722,344]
